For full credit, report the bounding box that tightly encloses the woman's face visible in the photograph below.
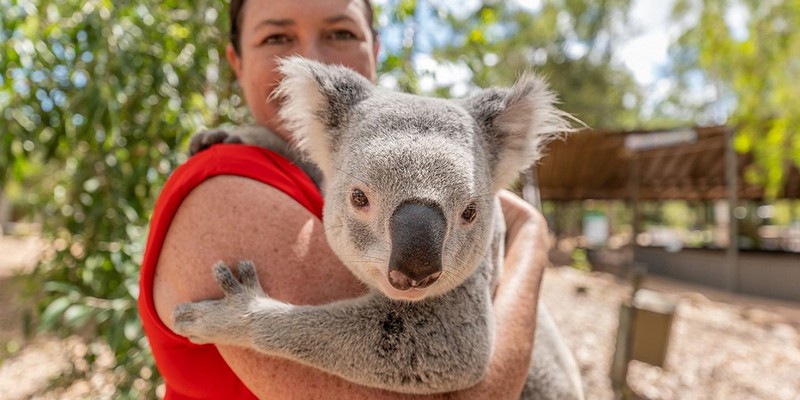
[227,0,379,138]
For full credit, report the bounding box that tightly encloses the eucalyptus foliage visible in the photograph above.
[1,0,240,396]
[429,0,644,130]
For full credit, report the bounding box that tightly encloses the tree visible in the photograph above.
[668,0,800,198]
[424,0,642,130]
[1,0,240,396]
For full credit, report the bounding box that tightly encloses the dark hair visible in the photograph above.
[229,0,377,55]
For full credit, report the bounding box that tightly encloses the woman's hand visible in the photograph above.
[445,190,551,399]
[497,189,551,293]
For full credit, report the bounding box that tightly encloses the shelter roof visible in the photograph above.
[536,126,800,201]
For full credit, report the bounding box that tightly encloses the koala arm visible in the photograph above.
[174,262,493,394]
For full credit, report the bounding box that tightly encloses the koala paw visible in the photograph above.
[188,129,244,156]
[173,261,273,345]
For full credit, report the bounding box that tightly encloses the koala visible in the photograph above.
[173,57,584,399]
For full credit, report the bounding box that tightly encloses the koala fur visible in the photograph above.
[173,57,583,399]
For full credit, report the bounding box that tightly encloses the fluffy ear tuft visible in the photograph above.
[273,56,373,174]
[464,73,578,191]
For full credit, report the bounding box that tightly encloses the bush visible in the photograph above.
[1,0,242,396]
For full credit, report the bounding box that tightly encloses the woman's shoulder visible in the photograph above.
[141,144,328,339]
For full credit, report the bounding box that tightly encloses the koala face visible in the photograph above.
[275,57,571,301]
[321,97,497,300]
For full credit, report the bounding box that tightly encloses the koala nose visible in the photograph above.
[388,200,446,291]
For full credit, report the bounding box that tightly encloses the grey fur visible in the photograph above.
[174,57,583,399]
[211,125,326,188]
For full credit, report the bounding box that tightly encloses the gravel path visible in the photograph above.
[543,267,800,400]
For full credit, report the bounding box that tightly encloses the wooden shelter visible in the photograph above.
[536,125,800,201]
[532,125,800,301]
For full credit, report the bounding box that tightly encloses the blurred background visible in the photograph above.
[1,0,798,398]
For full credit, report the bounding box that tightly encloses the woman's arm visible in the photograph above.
[154,178,548,399]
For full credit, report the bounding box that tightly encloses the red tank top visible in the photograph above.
[138,144,323,399]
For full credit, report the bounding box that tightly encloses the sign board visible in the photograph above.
[624,129,698,151]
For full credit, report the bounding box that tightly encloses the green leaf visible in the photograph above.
[39,297,72,330]
[108,311,123,351]
[63,303,93,328]
[733,132,752,153]
[43,280,81,295]
[124,318,142,341]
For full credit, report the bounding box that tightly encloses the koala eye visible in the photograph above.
[461,203,477,223]
[351,189,369,208]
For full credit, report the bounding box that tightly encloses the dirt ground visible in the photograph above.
[543,267,800,399]
[0,236,799,399]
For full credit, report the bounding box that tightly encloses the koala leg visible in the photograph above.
[172,261,291,346]
[173,261,494,394]
[188,129,243,155]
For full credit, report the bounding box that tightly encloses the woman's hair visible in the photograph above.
[229,0,377,55]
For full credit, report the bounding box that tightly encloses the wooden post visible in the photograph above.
[522,166,542,211]
[0,186,9,236]
[725,128,739,292]
[610,299,635,399]
[628,154,641,263]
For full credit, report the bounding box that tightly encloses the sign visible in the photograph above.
[624,129,698,151]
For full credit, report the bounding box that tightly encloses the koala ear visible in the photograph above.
[463,73,575,191]
[274,56,373,174]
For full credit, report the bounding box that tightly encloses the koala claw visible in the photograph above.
[188,129,244,156]
[213,261,264,296]
[172,261,269,345]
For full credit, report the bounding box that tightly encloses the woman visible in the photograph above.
[138,0,551,398]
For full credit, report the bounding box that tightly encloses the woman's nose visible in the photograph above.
[295,40,323,61]
[294,40,341,65]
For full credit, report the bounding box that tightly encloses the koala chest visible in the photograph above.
[373,259,495,352]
